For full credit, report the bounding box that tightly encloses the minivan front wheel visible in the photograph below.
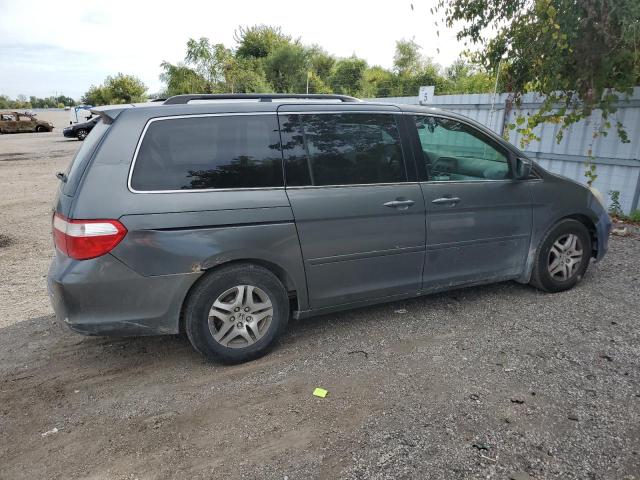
[530,219,592,293]
[185,263,289,363]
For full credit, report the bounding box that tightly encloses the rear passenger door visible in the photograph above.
[408,114,532,290]
[278,108,426,309]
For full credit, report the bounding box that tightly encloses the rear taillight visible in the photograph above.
[52,213,127,260]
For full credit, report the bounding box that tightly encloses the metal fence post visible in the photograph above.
[631,171,640,212]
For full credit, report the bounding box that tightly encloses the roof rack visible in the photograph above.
[163,93,361,105]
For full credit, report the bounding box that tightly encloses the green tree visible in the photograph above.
[308,46,335,82]
[224,57,271,93]
[14,94,30,109]
[434,0,640,143]
[264,43,310,93]
[57,95,76,106]
[444,59,495,94]
[391,39,448,96]
[158,24,508,99]
[306,71,332,94]
[160,62,209,95]
[362,66,395,98]
[393,39,424,76]
[82,73,147,105]
[235,25,291,59]
[330,56,368,96]
[82,85,108,105]
[184,38,231,91]
[0,94,76,108]
[161,36,272,95]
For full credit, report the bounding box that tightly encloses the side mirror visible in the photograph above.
[515,157,532,179]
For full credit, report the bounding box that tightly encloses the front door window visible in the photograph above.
[414,116,510,181]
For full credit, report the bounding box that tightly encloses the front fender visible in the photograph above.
[518,172,609,283]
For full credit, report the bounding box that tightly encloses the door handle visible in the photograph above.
[431,197,461,205]
[383,199,415,209]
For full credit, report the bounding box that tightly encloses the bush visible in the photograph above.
[608,190,623,217]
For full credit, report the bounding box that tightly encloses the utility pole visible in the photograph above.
[488,59,502,133]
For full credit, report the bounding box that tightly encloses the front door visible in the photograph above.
[18,115,35,132]
[279,111,426,309]
[407,114,532,291]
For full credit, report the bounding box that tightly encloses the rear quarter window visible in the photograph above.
[130,115,284,191]
[63,120,110,196]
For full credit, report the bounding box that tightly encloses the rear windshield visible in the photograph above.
[63,120,110,196]
[130,115,283,191]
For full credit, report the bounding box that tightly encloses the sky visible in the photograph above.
[0,0,465,100]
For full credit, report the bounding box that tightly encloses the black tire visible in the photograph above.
[76,129,88,141]
[35,125,46,133]
[530,219,592,293]
[185,263,289,363]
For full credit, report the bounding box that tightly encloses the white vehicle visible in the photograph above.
[69,105,93,125]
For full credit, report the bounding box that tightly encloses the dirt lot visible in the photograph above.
[33,108,75,130]
[0,128,79,327]
[0,130,639,480]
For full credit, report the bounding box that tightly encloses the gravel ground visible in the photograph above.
[0,129,79,327]
[0,131,639,479]
[32,108,74,130]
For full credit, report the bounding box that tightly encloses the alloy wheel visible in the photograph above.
[547,233,583,281]
[208,285,273,348]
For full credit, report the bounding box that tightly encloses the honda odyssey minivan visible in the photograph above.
[48,93,611,363]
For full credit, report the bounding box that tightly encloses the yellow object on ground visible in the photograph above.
[313,387,328,398]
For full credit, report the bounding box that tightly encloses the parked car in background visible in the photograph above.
[69,105,93,124]
[63,116,99,140]
[0,111,54,133]
[48,94,612,364]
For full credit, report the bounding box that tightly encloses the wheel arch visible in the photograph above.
[178,258,301,333]
[520,213,598,284]
[563,213,598,257]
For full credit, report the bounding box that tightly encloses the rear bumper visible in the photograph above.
[47,252,201,336]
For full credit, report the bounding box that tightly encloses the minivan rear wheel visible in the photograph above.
[530,219,592,293]
[185,263,289,363]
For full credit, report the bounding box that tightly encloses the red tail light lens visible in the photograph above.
[52,213,127,260]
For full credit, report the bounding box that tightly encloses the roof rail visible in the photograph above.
[163,93,361,105]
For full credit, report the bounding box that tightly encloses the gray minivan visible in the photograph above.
[48,94,612,363]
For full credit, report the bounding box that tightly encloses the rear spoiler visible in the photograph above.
[89,105,132,124]
[90,102,163,124]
